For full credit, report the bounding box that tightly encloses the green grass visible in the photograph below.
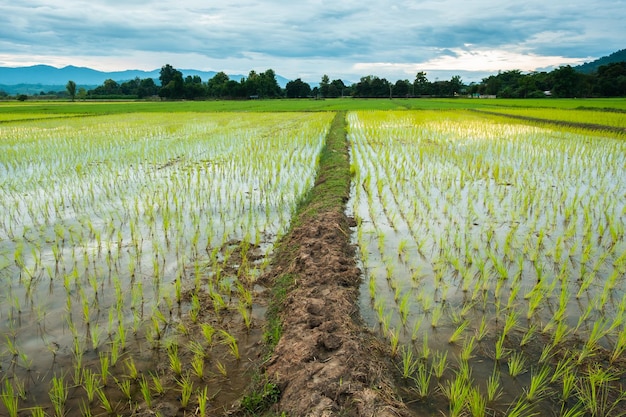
[2,97,625,119]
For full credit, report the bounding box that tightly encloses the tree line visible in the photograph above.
[11,61,626,101]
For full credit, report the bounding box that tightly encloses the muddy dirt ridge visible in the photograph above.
[259,210,410,416]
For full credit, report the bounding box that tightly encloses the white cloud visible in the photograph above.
[0,0,623,82]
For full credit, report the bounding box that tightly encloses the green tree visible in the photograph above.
[449,75,463,95]
[285,78,311,98]
[159,64,184,99]
[66,80,77,101]
[137,78,158,98]
[595,62,626,96]
[244,69,281,98]
[320,74,330,98]
[330,79,347,97]
[393,79,411,97]
[207,72,230,97]
[551,65,584,98]
[414,71,430,95]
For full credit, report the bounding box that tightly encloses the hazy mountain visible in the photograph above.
[0,65,290,94]
[575,49,626,74]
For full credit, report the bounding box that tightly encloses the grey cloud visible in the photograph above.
[0,0,623,80]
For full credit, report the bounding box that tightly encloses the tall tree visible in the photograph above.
[66,80,77,101]
[320,74,330,98]
[414,71,430,95]
[159,64,184,99]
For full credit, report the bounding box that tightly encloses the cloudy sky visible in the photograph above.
[0,0,624,83]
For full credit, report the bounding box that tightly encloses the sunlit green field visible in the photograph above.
[1,97,625,117]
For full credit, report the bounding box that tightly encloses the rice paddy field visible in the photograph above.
[0,109,333,416]
[1,98,625,416]
[348,109,626,416]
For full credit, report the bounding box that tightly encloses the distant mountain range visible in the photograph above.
[575,49,626,73]
[0,65,290,94]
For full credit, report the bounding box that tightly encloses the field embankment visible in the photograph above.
[257,111,410,416]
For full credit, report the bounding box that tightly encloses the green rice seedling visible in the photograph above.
[420,332,431,360]
[117,320,127,351]
[49,375,68,417]
[539,343,555,364]
[581,319,610,360]
[432,350,448,379]
[115,377,132,400]
[440,374,470,417]
[1,379,18,417]
[167,342,183,375]
[552,320,570,348]
[139,376,152,408]
[476,316,489,341]
[124,357,138,380]
[507,351,527,378]
[576,365,626,417]
[90,324,101,351]
[559,403,586,417]
[216,360,228,377]
[410,316,423,341]
[191,353,205,379]
[399,345,419,379]
[551,356,574,384]
[610,324,626,364]
[83,368,99,403]
[460,336,476,361]
[502,311,519,338]
[486,366,502,403]
[237,301,252,330]
[494,334,507,361]
[197,386,209,417]
[448,320,469,344]
[187,340,206,359]
[219,329,240,360]
[109,338,120,366]
[95,386,116,415]
[11,381,25,403]
[30,406,47,417]
[368,275,376,300]
[79,399,93,417]
[561,369,577,402]
[4,335,19,357]
[506,397,537,417]
[468,387,487,417]
[526,366,551,402]
[520,324,537,347]
[177,373,194,409]
[413,360,431,399]
[398,292,411,325]
[149,372,164,396]
[431,304,443,328]
[99,351,110,386]
[389,327,400,357]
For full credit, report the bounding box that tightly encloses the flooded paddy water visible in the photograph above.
[0,111,333,415]
[348,110,626,416]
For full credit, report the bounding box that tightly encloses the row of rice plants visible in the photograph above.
[348,110,626,416]
[0,111,333,415]
[478,106,626,129]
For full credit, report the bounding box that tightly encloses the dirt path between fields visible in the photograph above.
[253,112,411,416]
